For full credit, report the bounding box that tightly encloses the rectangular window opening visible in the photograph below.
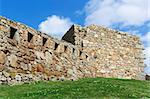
[79,51,82,56]
[72,48,75,53]
[10,27,17,39]
[64,46,67,52]
[81,42,83,47]
[28,32,33,42]
[54,42,59,50]
[43,37,47,46]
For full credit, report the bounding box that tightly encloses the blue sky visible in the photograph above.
[0,0,150,74]
[0,0,87,29]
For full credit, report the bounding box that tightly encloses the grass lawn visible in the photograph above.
[0,77,150,99]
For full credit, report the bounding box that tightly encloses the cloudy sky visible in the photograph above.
[1,0,150,74]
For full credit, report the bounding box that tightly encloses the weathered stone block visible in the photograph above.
[0,64,5,71]
[8,54,18,67]
[15,74,22,81]
[0,51,6,64]
[0,25,8,33]
[35,64,44,73]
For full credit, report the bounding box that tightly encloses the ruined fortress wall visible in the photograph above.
[0,16,145,85]
[0,17,92,85]
[62,25,145,79]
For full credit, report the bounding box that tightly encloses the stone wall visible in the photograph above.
[0,16,145,85]
[62,24,145,80]
[0,16,91,85]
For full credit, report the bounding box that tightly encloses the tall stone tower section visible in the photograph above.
[62,24,145,79]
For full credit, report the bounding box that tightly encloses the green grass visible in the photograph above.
[0,77,150,99]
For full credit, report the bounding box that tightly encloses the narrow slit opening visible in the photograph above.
[79,51,82,56]
[72,48,75,53]
[54,42,59,50]
[28,32,33,42]
[43,37,47,46]
[10,27,17,39]
[81,42,83,47]
[64,46,67,52]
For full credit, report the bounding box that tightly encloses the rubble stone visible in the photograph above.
[0,51,6,64]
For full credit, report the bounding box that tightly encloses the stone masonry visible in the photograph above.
[62,25,145,79]
[0,16,145,85]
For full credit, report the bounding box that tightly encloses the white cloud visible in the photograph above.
[142,32,150,47]
[84,0,150,26]
[38,15,73,39]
